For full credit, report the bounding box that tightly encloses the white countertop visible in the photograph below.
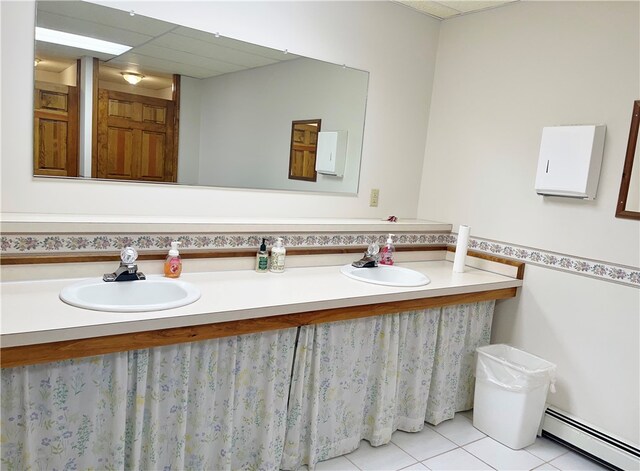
[0,261,521,348]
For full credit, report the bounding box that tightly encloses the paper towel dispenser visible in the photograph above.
[535,125,606,199]
[316,131,347,176]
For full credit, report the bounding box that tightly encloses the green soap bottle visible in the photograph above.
[255,238,269,273]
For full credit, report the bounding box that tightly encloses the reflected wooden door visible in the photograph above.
[96,89,176,182]
[289,119,321,181]
[33,81,78,177]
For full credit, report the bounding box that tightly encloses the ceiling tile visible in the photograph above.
[397,1,461,18]
[437,1,516,13]
[396,0,518,19]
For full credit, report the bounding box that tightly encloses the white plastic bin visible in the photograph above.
[473,344,557,449]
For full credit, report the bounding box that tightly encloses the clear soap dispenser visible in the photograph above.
[379,233,395,266]
[164,240,182,278]
[270,237,286,273]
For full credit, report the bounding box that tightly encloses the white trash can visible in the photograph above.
[473,344,557,449]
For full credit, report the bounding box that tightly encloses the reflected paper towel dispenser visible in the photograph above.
[316,131,347,176]
[535,125,606,199]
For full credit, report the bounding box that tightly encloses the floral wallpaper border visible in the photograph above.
[1,230,637,287]
[457,234,640,288]
[0,232,453,254]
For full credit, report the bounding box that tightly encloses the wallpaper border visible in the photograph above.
[461,235,639,288]
[1,230,637,287]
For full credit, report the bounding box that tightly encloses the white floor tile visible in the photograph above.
[391,427,458,461]
[422,448,493,470]
[346,440,417,471]
[533,464,560,470]
[428,414,486,446]
[459,409,474,421]
[315,455,361,470]
[464,437,544,470]
[549,451,610,471]
[525,437,570,462]
[400,463,429,470]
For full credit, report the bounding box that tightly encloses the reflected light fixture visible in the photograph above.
[34,58,41,67]
[35,27,132,55]
[121,72,144,85]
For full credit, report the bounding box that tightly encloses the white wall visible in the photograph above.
[196,58,367,193]
[1,0,440,219]
[177,76,202,185]
[418,1,639,445]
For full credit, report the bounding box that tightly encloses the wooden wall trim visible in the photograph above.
[0,245,447,266]
[0,287,517,368]
[447,246,525,280]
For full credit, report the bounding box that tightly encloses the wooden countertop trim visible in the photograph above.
[447,247,526,280]
[0,286,517,368]
[0,245,446,265]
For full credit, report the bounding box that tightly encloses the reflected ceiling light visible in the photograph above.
[121,72,144,85]
[34,58,41,67]
[35,27,132,55]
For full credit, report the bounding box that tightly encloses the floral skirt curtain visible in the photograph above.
[1,329,297,471]
[1,301,494,471]
[281,301,495,470]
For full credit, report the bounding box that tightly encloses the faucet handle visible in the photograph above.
[120,246,138,265]
[366,243,380,257]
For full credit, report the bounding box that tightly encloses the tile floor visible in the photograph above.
[300,412,609,471]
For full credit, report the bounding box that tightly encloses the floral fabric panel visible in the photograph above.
[1,329,297,471]
[394,309,442,432]
[1,353,129,470]
[281,302,494,470]
[425,300,495,425]
[281,315,402,470]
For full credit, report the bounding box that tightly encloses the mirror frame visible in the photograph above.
[615,100,640,220]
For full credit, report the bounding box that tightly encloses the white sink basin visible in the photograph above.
[340,264,431,287]
[60,276,201,312]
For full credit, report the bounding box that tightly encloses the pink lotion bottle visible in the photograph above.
[379,233,395,266]
[164,241,182,278]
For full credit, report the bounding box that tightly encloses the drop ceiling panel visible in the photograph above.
[399,1,461,18]
[396,0,517,19]
[438,1,514,13]
[151,33,281,69]
[119,44,252,76]
[36,11,155,48]
[35,41,115,62]
[173,27,300,62]
[106,54,226,79]
[36,1,175,38]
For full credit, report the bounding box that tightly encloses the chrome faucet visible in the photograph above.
[352,243,380,268]
[103,247,146,282]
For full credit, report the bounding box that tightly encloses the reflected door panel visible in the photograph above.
[33,81,78,177]
[97,89,175,182]
[289,120,320,181]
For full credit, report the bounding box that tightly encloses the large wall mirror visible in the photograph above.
[33,1,369,194]
[615,100,640,220]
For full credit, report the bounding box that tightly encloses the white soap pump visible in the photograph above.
[379,233,395,266]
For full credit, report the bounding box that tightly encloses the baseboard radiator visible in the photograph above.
[542,407,640,471]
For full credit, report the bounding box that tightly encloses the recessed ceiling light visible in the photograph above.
[35,27,132,56]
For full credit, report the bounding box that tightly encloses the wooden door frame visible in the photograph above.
[288,118,321,182]
[92,66,181,182]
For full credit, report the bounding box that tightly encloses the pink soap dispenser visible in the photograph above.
[164,241,182,278]
[379,233,395,266]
